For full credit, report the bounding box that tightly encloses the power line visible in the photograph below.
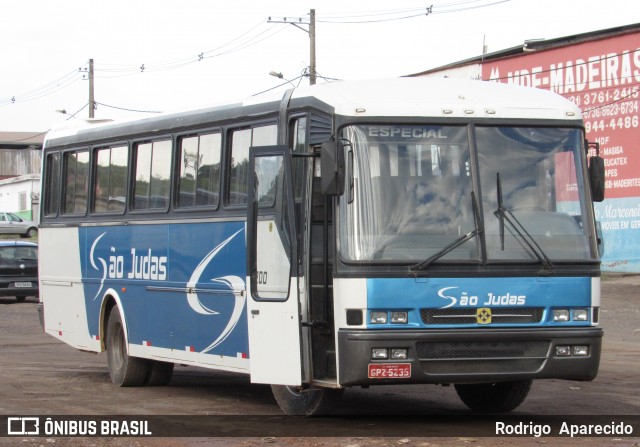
[431,0,512,14]
[95,101,163,114]
[251,74,309,97]
[0,68,84,106]
[316,0,511,23]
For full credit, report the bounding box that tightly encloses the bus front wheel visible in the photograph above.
[106,309,150,387]
[271,385,343,416]
[454,379,532,412]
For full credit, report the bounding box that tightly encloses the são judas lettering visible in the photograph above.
[108,248,168,281]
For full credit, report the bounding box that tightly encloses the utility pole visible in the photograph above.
[88,59,95,118]
[309,9,316,85]
[268,9,316,85]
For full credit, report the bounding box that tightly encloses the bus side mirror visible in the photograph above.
[320,141,345,196]
[589,156,605,202]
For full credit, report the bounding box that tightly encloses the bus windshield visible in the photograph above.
[338,124,594,263]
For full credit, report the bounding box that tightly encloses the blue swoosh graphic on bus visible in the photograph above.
[185,228,245,315]
[89,232,108,301]
[202,275,246,353]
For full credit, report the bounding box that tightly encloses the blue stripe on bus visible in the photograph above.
[79,221,248,358]
[366,276,592,328]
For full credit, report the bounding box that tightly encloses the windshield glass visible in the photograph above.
[476,126,592,261]
[338,124,594,263]
[0,246,38,261]
[338,125,476,262]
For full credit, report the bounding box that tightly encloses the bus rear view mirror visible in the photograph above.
[321,141,345,196]
[589,155,605,202]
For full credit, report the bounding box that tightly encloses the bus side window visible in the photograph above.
[44,153,61,217]
[132,140,172,210]
[177,133,221,208]
[62,150,89,215]
[227,124,277,207]
[94,145,128,214]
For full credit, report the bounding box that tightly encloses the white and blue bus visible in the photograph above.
[38,77,605,415]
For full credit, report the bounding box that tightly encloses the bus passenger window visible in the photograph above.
[133,140,172,210]
[177,133,221,208]
[94,145,128,213]
[228,129,251,206]
[44,153,61,217]
[63,150,89,215]
[227,124,277,207]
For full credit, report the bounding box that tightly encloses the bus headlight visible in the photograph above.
[572,309,589,321]
[370,312,387,324]
[553,309,570,322]
[391,348,408,360]
[390,311,408,324]
[371,348,388,359]
[573,345,589,356]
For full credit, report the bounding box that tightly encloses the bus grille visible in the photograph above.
[416,340,550,375]
[420,307,544,325]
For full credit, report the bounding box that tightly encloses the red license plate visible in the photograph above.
[368,363,411,379]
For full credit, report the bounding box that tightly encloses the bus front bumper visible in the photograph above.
[337,327,603,386]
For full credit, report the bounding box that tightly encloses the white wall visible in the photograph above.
[0,174,40,222]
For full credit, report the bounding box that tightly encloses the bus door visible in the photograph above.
[247,145,303,385]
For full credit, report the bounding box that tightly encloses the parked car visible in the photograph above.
[0,212,38,238]
[0,241,38,301]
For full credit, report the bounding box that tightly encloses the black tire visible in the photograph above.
[15,296,26,302]
[271,385,343,416]
[106,309,150,387]
[454,379,532,413]
[26,227,38,238]
[146,360,174,386]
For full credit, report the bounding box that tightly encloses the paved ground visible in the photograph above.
[0,274,638,446]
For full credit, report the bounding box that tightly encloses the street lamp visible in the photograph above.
[269,71,296,87]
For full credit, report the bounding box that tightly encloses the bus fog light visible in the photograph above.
[390,311,408,324]
[391,348,408,360]
[370,311,387,324]
[556,345,571,356]
[573,345,589,356]
[553,309,570,322]
[372,348,388,359]
[573,309,588,321]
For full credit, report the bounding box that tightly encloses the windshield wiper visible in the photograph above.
[494,173,553,272]
[411,192,482,272]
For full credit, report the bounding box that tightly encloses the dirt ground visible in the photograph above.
[0,274,638,446]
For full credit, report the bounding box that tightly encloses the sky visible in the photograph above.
[0,0,635,133]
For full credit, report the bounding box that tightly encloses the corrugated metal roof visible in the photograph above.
[0,132,45,149]
[408,22,640,77]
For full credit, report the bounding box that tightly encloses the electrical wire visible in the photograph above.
[0,0,516,109]
[95,101,163,114]
[93,19,279,78]
[431,0,512,14]
[0,68,84,106]
[316,0,511,23]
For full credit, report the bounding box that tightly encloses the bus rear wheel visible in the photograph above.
[106,309,150,387]
[454,379,532,412]
[271,385,343,416]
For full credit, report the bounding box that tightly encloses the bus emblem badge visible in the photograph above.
[476,308,492,324]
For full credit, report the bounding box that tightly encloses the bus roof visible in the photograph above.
[45,77,581,146]
[287,77,582,120]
